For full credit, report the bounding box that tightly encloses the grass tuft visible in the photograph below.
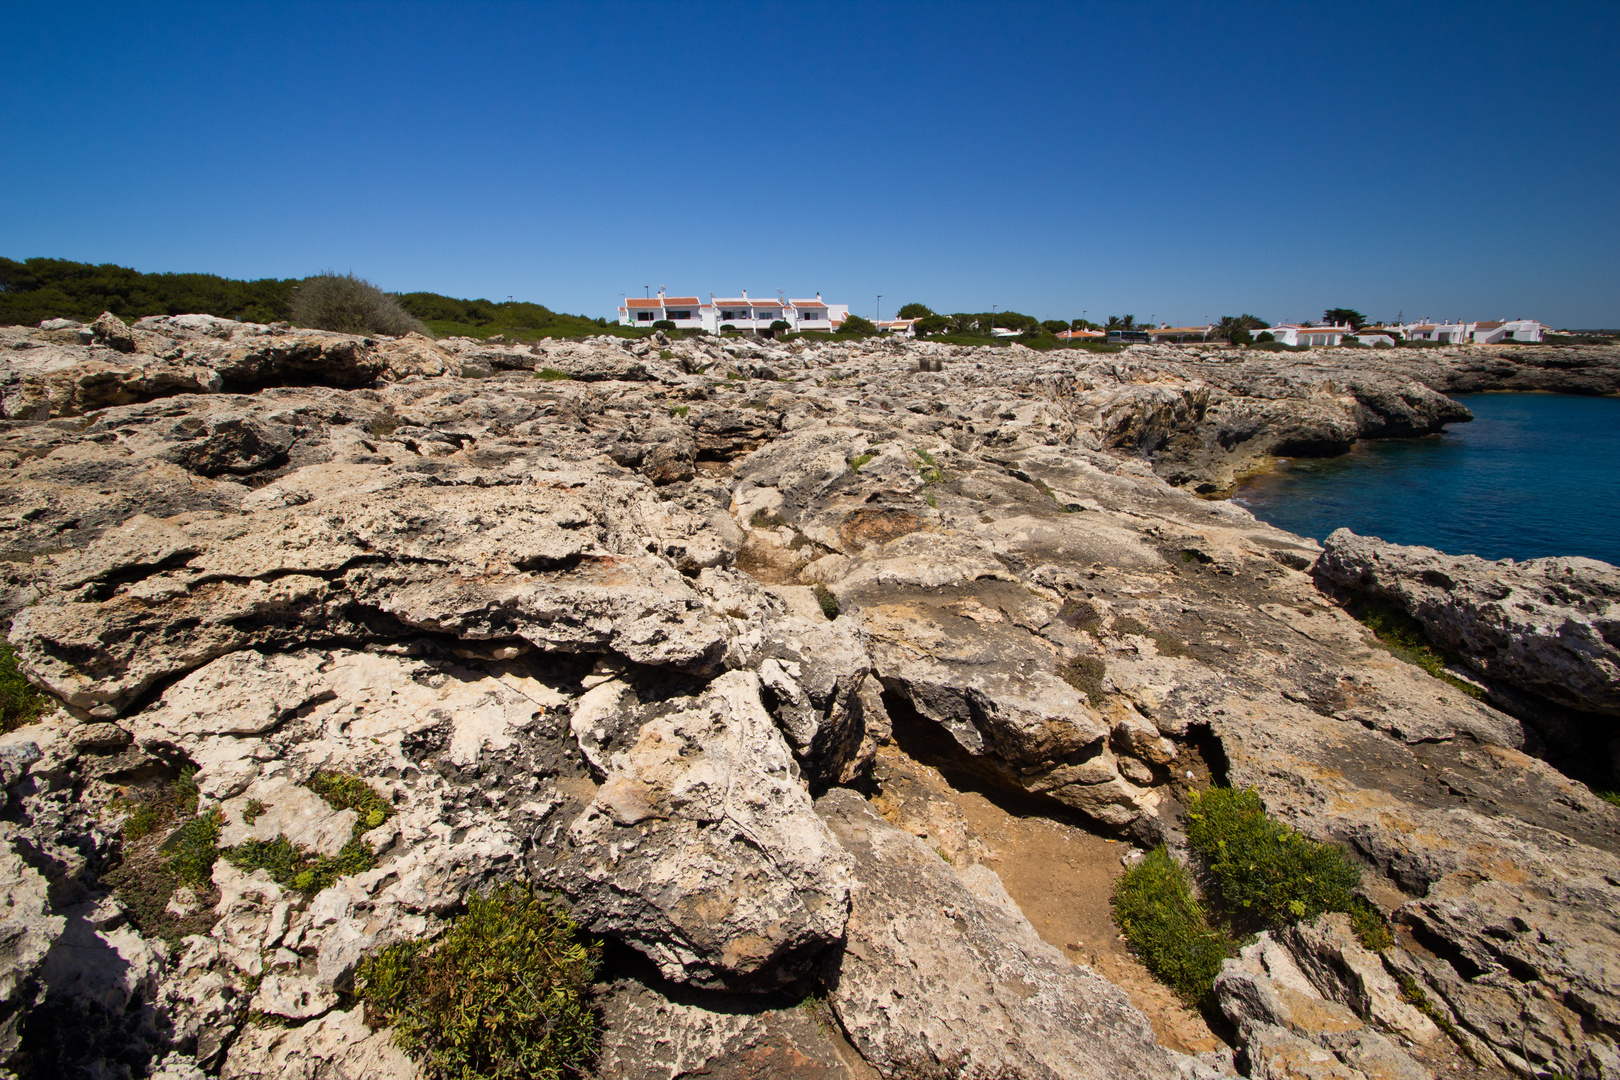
[224,833,378,894]
[355,883,602,1080]
[0,638,52,733]
[533,368,573,381]
[750,509,788,529]
[1112,847,1235,1006]
[849,452,875,473]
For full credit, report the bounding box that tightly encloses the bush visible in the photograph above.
[1255,331,1275,343]
[769,319,790,334]
[1184,788,1361,930]
[290,272,428,336]
[1112,847,1235,1006]
[652,319,676,331]
[1229,327,1253,346]
[839,314,878,336]
[356,884,601,1080]
[0,638,51,733]
[813,584,840,620]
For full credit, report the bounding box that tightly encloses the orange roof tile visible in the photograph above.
[626,298,663,309]
[661,297,701,306]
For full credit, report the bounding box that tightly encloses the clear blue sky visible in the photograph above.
[4,1,1616,327]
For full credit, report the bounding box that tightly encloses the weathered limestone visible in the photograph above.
[2,318,1618,1076]
[817,788,1211,1080]
[1317,528,1620,715]
[545,671,853,990]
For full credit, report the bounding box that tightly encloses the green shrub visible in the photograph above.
[290,272,427,337]
[849,452,875,472]
[1112,846,1235,1006]
[0,638,51,733]
[813,584,840,620]
[1184,787,1360,930]
[534,368,574,381]
[1597,791,1620,808]
[167,808,225,889]
[355,884,601,1080]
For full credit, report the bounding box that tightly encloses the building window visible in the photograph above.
[636,311,654,322]
[667,310,691,320]
[722,310,743,320]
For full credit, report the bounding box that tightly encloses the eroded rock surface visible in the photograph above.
[1,319,1616,1077]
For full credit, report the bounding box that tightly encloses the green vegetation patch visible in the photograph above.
[224,770,396,892]
[849,452,875,472]
[225,833,378,894]
[1112,787,1392,1008]
[1112,846,1235,1006]
[105,768,222,943]
[1184,787,1361,930]
[355,884,602,1080]
[1350,596,1484,699]
[750,509,788,529]
[534,368,574,381]
[309,769,396,829]
[0,638,52,734]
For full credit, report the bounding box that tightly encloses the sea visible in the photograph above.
[1230,392,1620,566]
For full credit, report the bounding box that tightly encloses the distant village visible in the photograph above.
[616,290,1547,345]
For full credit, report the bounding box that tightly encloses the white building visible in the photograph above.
[616,290,849,334]
[1261,323,1352,347]
[1469,319,1546,343]
[875,318,920,337]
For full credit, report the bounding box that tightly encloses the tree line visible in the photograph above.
[0,258,609,338]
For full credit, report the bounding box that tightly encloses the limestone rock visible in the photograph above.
[546,671,853,990]
[1317,528,1620,715]
[220,1004,420,1079]
[816,788,1196,1080]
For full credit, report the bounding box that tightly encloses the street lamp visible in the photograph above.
[877,295,882,324]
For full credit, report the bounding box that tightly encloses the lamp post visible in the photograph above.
[877,295,882,325]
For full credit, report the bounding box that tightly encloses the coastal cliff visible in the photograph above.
[1,317,1616,1079]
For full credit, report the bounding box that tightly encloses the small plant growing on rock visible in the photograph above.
[355,883,602,1080]
[1112,846,1235,1006]
[813,584,840,620]
[309,769,395,829]
[849,452,875,472]
[105,767,223,943]
[534,368,574,381]
[0,638,51,733]
[1183,787,1360,931]
[912,447,946,485]
[750,508,788,529]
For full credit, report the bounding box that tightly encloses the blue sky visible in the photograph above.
[4,1,1616,327]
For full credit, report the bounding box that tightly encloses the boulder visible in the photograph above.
[1316,528,1620,714]
[545,671,853,990]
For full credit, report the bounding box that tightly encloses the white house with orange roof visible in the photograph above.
[616,290,849,334]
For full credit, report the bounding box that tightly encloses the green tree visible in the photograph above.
[895,303,934,320]
[1070,318,1100,331]
[1214,314,1268,341]
[913,314,952,337]
[839,314,878,335]
[1322,308,1367,329]
[1041,320,1070,335]
[1105,315,1140,331]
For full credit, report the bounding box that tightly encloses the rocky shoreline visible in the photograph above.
[0,315,1616,1079]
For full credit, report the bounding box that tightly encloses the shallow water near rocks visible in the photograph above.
[1233,391,1620,565]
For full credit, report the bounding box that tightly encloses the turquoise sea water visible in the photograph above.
[1231,392,1620,566]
